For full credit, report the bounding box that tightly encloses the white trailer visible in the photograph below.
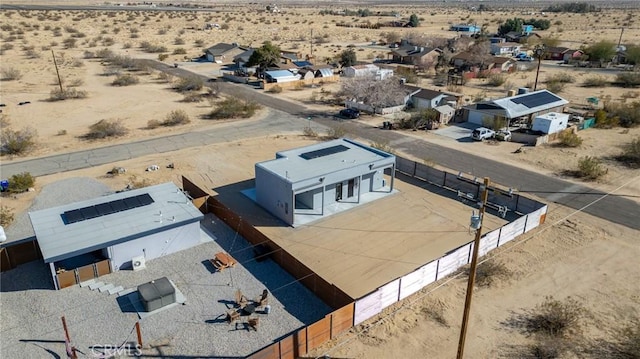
[532,112,569,134]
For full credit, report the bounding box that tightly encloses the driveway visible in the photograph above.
[433,122,480,142]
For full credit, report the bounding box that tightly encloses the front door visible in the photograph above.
[347,179,355,198]
[335,183,343,201]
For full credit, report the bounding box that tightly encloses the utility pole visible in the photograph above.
[533,44,545,92]
[617,27,624,49]
[52,50,63,93]
[310,29,313,59]
[456,177,490,359]
[135,321,143,347]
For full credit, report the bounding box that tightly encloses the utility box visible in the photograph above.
[138,277,176,312]
[532,112,569,134]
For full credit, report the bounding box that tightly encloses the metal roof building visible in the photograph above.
[253,138,396,226]
[29,182,204,289]
[463,90,569,125]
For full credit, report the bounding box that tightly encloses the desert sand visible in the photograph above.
[1,2,639,358]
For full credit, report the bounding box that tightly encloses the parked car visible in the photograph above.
[471,127,495,141]
[495,129,512,141]
[339,108,360,119]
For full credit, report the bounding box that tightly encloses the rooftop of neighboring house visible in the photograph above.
[205,42,241,56]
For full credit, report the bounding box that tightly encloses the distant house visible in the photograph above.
[411,88,459,110]
[451,52,491,72]
[562,49,584,63]
[376,68,394,80]
[490,42,521,56]
[311,65,334,78]
[297,68,315,80]
[293,60,313,68]
[504,31,541,44]
[205,43,245,63]
[280,50,300,63]
[449,24,480,36]
[390,45,442,66]
[264,70,299,83]
[462,89,569,125]
[343,64,379,78]
[233,48,255,70]
[544,47,571,61]
[491,56,516,72]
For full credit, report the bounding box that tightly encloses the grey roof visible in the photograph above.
[233,48,255,63]
[412,88,447,100]
[316,68,333,77]
[256,138,394,184]
[392,45,440,58]
[29,182,203,263]
[205,43,239,56]
[264,70,298,79]
[435,104,455,114]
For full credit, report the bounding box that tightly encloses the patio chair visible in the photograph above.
[235,289,249,309]
[248,317,259,331]
[226,309,240,324]
[255,289,269,308]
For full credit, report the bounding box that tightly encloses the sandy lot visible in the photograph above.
[1,3,639,358]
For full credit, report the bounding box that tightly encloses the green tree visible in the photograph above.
[624,44,640,67]
[409,14,420,28]
[339,49,357,68]
[498,18,524,36]
[246,41,281,74]
[583,40,616,63]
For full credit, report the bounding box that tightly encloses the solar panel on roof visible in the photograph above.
[95,202,115,216]
[511,92,561,109]
[300,145,349,160]
[80,206,100,220]
[124,196,142,209]
[61,193,155,225]
[64,209,84,224]
[110,199,127,212]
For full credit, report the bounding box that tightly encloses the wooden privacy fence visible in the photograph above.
[56,259,111,289]
[247,303,354,359]
[0,238,42,272]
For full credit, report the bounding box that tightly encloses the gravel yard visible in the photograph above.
[1,180,331,358]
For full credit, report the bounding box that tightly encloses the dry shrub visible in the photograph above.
[616,137,640,168]
[1,67,22,81]
[163,110,190,126]
[487,73,507,86]
[524,296,585,337]
[471,260,512,287]
[174,76,203,92]
[111,73,139,86]
[326,125,347,139]
[172,47,187,55]
[0,206,15,227]
[421,299,449,327]
[528,336,567,359]
[8,172,35,193]
[369,140,393,154]
[302,126,318,138]
[127,175,151,189]
[267,85,283,93]
[181,92,203,103]
[48,87,88,101]
[207,98,260,120]
[156,71,173,83]
[557,131,582,147]
[1,127,37,155]
[84,119,127,139]
[576,156,607,180]
[582,75,609,87]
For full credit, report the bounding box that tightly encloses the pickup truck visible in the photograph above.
[471,127,495,141]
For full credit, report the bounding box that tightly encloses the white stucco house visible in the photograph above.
[253,139,397,226]
[343,64,379,78]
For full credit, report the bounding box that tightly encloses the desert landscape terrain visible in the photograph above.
[1,1,639,358]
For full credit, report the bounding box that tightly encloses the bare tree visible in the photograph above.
[339,77,410,111]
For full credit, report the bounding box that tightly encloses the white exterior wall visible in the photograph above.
[255,165,294,225]
[109,222,200,271]
[467,110,488,125]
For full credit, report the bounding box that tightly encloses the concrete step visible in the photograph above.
[79,279,96,288]
[89,282,104,291]
[118,288,136,297]
[98,283,115,293]
[108,286,124,295]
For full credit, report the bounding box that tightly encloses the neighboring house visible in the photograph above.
[270,62,300,74]
[280,50,300,63]
[390,45,442,66]
[343,64,379,78]
[491,56,516,72]
[376,68,394,80]
[562,49,584,63]
[451,51,491,71]
[28,182,204,289]
[254,138,397,227]
[544,47,571,61]
[264,70,299,83]
[312,66,334,78]
[449,24,480,35]
[434,105,456,124]
[462,89,569,125]
[293,60,313,68]
[204,42,244,63]
[490,42,521,56]
[411,88,459,110]
[232,48,256,72]
[504,31,541,43]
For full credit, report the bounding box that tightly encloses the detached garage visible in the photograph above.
[29,182,204,289]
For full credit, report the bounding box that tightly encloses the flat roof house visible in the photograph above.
[254,139,396,227]
[204,43,245,63]
[29,182,204,289]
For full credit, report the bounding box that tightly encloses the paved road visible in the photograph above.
[2,61,638,230]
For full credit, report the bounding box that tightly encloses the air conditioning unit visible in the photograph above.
[132,255,146,271]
